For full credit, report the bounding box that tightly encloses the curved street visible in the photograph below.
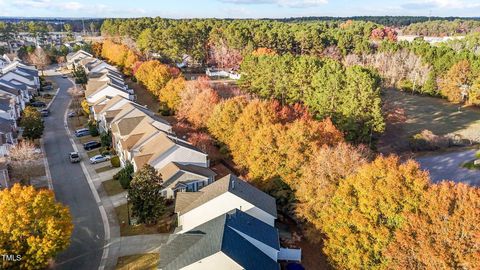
[416,148,480,186]
[43,72,105,270]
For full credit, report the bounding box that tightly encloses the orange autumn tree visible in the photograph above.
[386,182,480,270]
[135,60,172,97]
[321,156,430,270]
[295,142,370,242]
[252,47,277,56]
[207,96,249,144]
[177,79,220,128]
[439,60,472,103]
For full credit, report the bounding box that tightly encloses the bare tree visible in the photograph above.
[28,47,51,76]
[9,140,39,185]
[68,86,84,125]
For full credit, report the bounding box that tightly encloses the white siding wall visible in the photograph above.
[180,252,243,270]
[178,192,276,233]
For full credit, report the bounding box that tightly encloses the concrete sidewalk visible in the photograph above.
[111,235,170,257]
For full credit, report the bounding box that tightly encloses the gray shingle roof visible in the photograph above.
[0,97,11,112]
[0,84,20,96]
[0,79,27,91]
[175,174,277,218]
[159,209,280,270]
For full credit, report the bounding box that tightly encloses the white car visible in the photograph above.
[89,154,111,164]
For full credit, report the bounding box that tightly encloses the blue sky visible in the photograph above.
[0,0,479,18]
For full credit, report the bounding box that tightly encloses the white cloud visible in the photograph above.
[11,0,85,11]
[220,0,328,8]
[403,0,480,10]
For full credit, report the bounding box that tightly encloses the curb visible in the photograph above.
[39,138,53,190]
[63,98,111,270]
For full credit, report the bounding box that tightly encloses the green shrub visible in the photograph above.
[88,121,99,137]
[117,162,134,189]
[110,156,121,167]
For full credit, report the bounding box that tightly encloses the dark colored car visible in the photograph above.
[40,109,49,117]
[83,141,101,151]
[29,101,47,108]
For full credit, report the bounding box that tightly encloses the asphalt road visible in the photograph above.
[43,74,104,270]
[416,149,480,186]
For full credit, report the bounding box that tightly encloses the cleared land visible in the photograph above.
[378,89,480,153]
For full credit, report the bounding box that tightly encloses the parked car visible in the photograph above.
[68,111,76,118]
[69,152,81,163]
[40,109,49,117]
[83,141,101,151]
[75,128,90,137]
[41,85,53,91]
[29,101,46,108]
[89,154,111,164]
[62,74,68,78]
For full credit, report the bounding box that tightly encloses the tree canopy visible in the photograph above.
[0,184,73,269]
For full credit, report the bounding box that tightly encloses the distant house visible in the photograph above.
[158,209,281,270]
[206,68,241,80]
[0,94,19,121]
[0,84,25,114]
[175,174,277,233]
[66,50,93,69]
[0,117,17,157]
[158,162,217,199]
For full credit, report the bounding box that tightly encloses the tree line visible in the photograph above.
[99,40,480,270]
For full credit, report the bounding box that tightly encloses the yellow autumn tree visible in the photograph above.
[123,50,140,76]
[439,60,472,103]
[321,156,430,270]
[0,184,73,269]
[160,77,186,111]
[135,60,172,97]
[229,99,278,169]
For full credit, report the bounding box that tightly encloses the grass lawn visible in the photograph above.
[87,149,101,158]
[379,89,480,154]
[462,160,480,170]
[116,254,159,270]
[102,179,124,196]
[115,203,176,236]
[79,135,96,144]
[95,165,113,174]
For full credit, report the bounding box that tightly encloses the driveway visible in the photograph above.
[416,149,480,186]
[43,73,105,270]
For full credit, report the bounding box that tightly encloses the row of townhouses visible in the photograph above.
[0,54,40,156]
[76,50,301,269]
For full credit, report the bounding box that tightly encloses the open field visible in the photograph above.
[378,89,480,153]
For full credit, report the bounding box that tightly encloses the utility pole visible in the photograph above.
[82,18,86,36]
